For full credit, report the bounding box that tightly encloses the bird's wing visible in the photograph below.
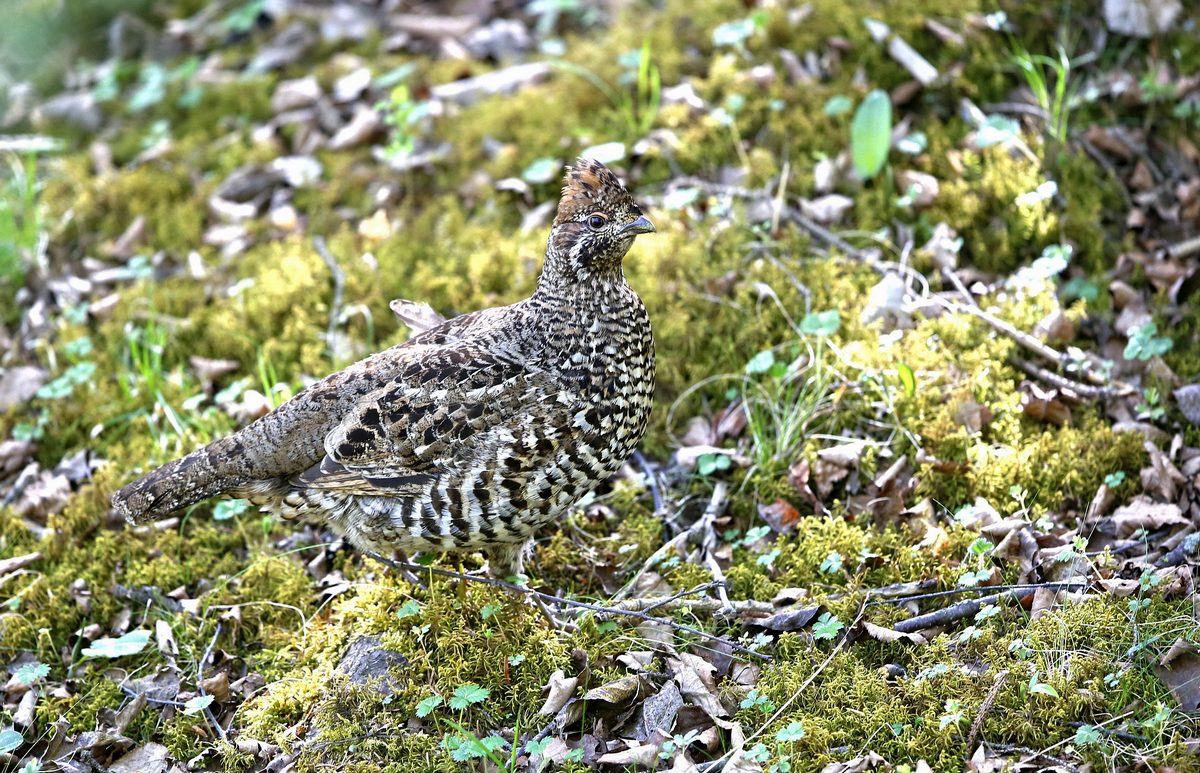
[291,341,571,497]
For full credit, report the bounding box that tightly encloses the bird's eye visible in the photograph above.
[586,213,607,231]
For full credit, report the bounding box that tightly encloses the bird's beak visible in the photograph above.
[620,216,656,236]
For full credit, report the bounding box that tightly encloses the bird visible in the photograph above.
[112,157,657,579]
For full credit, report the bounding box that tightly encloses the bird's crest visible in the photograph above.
[554,157,634,224]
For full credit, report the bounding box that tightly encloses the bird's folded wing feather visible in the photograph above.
[291,342,570,497]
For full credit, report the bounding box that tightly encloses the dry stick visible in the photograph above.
[890,580,1086,634]
[313,236,345,362]
[612,481,729,603]
[986,743,1082,772]
[362,549,772,663]
[866,581,1088,608]
[966,668,1010,755]
[196,622,227,741]
[1011,357,1111,401]
[610,594,775,617]
[699,603,867,773]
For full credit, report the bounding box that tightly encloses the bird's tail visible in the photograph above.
[111,438,248,524]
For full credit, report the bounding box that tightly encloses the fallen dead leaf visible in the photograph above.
[1111,498,1188,538]
[1154,638,1200,711]
[538,669,578,716]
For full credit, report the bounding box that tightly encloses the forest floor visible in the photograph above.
[1,0,1199,771]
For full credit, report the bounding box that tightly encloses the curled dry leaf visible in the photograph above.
[862,620,927,645]
[1154,638,1200,711]
[819,751,889,773]
[757,498,800,533]
[544,667,580,715]
[669,653,730,728]
[596,742,660,767]
[631,680,683,742]
[1111,498,1187,538]
[1020,382,1071,426]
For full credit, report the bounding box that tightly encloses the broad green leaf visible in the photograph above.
[813,612,844,640]
[799,310,841,337]
[776,721,806,742]
[396,600,422,619]
[81,629,151,659]
[823,95,853,116]
[0,729,23,754]
[522,157,560,185]
[182,694,215,715]
[850,89,892,179]
[416,695,444,717]
[14,662,49,685]
[213,498,250,521]
[745,350,776,374]
[449,683,489,710]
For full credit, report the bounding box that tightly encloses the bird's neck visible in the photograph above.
[531,257,630,310]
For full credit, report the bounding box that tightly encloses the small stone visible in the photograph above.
[33,92,102,132]
[328,106,383,150]
[269,155,323,187]
[358,210,392,241]
[332,67,372,104]
[271,76,322,113]
[269,204,300,232]
[430,62,550,106]
[337,635,409,696]
[800,193,854,224]
[464,18,531,61]
[1104,0,1182,37]
[0,366,47,411]
[1033,309,1075,344]
[895,169,939,208]
[1173,384,1200,425]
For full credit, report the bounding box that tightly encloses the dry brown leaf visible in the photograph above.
[757,498,800,533]
[862,620,927,645]
[1111,498,1188,538]
[1154,638,1200,711]
[538,669,578,716]
[819,751,888,773]
[596,741,660,767]
[669,653,730,728]
[1020,382,1071,426]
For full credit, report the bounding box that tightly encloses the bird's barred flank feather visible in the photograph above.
[111,158,656,578]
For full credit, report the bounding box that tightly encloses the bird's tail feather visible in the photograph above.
[111,439,246,524]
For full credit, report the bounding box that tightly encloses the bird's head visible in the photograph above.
[543,158,655,281]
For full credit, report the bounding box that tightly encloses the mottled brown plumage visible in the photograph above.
[112,158,656,577]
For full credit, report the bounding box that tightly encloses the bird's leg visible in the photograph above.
[484,542,574,631]
[484,542,525,581]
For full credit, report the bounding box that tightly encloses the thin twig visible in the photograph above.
[196,622,227,741]
[613,481,729,603]
[608,593,774,617]
[1012,357,1110,401]
[313,236,346,363]
[700,602,867,772]
[632,450,664,514]
[1166,234,1200,260]
[362,550,772,662]
[866,580,1088,607]
[966,669,1009,753]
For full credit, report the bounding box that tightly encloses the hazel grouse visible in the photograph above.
[112,158,656,578]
